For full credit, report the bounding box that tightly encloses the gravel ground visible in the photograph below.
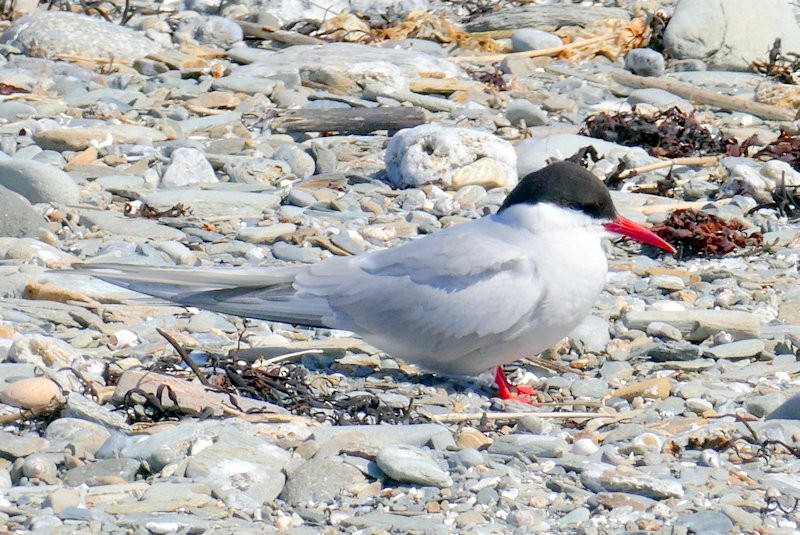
[0,0,799,533]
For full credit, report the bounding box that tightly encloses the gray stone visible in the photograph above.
[78,210,186,241]
[581,467,684,499]
[0,430,48,458]
[664,0,800,71]
[505,99,547,127]
[454,448,484,468]
[341,512,449,535]
[141,190,281,218]
[271,241,321,263]
[570,378,610,400]
[311,424,454,451]
[646,321,683,341]
[767,394,800,420]
[0,185,47,238]
[706,339,765,360]
[675,510,734,535]
[62,458,141,487]
[1,11,160,60]
[557,507,590,527]
[237,223,297,244]
[375,444,452,488]
[511,29,562,52]
[186,310,237,333]
[633,341,703,362]
[746,393,788,418]
[44,417,111,457]
[185,432,290,508]
[273,143,316,179]
[282,457,367,505]
[121,421,212,472]
[0,101,36,120]
[599,361,633,381]
[0,159,79,204]
[624,48,665,77]
[627,88,693,111]
[569,315,610,353]
[488,434,568,458]
[64,392,130,431]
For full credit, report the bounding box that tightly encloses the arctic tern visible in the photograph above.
[78,161,675,400]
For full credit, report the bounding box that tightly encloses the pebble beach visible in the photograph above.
[0,0,800,533]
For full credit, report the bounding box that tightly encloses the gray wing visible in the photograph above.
[296,217,545,362]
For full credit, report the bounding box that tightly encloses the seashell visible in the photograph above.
[22,454,58,483]
[0,377,63,411]
[108,329,138,350]
[571,438,599,456]
[632,432,663,452]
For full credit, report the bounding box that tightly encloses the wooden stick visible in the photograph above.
[236,20,326,46]
[221,405,319,425]
[611,71,796,122]
[427,410,632,424]
[54,53,133,65]
[617,155,721,179]
[272,106,429,135]
[452,34,616,63]
[626,198,732,216]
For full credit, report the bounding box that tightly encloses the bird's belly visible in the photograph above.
[435,242,608,376]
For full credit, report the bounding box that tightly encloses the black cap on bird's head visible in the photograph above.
[500,161,675,253]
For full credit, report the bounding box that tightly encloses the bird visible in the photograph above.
[77,161,675,401]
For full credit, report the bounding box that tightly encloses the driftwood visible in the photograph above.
[237,20,326,46]
[452,34,616,64]
[464,5,631,32]
[272,106,429,134]
[611,71,797,122]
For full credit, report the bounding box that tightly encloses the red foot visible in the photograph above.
[494,366,537,404]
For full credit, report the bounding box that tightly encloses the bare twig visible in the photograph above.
[452,34,616,63]
[617,155,721,179]
[427,409,634,424]
[156,328,213,388]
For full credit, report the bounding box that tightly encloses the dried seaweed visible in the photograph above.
[0,83,29,95]
[222,361,426,425]
[753,129,800,171]
[752,38,800,85]
[748,174,800,218]
[651,209,763,258]
[646,10,670,54]
[124,201,191,219]
[580,107,752,159]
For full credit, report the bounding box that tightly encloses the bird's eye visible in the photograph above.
[567,202,583,211]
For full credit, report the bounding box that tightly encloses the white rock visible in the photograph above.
[664,0,800,71]
[385,124,517,189]
[160,148,218,188]
[721,160,800,199]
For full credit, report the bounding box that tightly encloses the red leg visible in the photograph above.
[494,366,536,402]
